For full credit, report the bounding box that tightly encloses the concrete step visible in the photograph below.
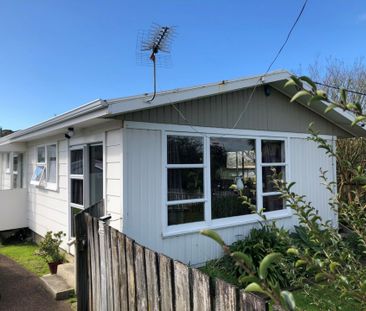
[57,263,75,289]
[40,274,75,300]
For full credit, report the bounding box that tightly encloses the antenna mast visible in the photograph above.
[138,24,175,102]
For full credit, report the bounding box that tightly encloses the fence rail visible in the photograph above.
[75,202,268,311]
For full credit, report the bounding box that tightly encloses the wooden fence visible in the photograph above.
[75,203,268,311]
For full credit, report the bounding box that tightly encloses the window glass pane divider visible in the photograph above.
[261,162,286,167]
[256,138,263,213]
[70,174,84,180]
[262,191,282,197]
[166,163,205,169]
[70,202,84,209]
[204,135,211,224]
[167,198,206,206]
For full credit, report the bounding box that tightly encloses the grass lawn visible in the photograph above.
[294,284,360,311]
[0,242,49,276]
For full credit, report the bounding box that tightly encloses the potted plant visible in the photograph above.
[36,231,66,274]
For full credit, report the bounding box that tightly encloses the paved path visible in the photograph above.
[0,254,71,311]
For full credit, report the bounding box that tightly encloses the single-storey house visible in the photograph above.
[0,70,363,265]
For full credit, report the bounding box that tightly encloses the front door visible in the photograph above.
[70,143,103,236]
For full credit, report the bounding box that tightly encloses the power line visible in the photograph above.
[171,0,309,132]
[314,81,366,97]
[232,0,308,129]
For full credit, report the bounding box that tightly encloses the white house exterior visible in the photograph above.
[0,70,364,265]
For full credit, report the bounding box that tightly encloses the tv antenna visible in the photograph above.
[137,24,176,102]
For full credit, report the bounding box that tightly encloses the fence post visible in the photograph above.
[98,220,108,311]
[75,211,89,311]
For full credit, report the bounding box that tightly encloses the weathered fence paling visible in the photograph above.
[75,203,268,311]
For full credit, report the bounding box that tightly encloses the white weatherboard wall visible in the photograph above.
[106,128,123,230]
[123,126,336,265]
[0,189,27,230]
[27,138,69,250]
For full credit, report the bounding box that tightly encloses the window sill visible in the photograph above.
[30,183,58,192]
[162,209,293,238]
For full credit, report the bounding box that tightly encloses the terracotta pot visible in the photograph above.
[48,262,61,274]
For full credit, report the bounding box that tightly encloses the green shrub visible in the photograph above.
[35,231,66,263]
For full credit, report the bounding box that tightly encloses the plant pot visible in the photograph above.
[48,261,61,274]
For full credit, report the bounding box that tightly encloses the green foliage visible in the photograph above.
[35,231,66,263]
[201,229,296,310]
[0,242,49,276]
[229,226,295,288]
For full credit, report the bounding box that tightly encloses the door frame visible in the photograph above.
[68,140,105,238]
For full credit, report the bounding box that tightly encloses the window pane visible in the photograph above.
[262,140,285,163]
[71,149,83,175]
[71,179,83,205]
[262,166,285,193]
[47,145,57,183]
[167,168,203,201]
[263,195,284,212]
[12,173,18,189]
[13,155,18,172]
[37,146,46,163]
[210,137,256,219]
[89,145,103,206]
[31,165,45,183]
[167,135,203,164]
[168,203,204,225]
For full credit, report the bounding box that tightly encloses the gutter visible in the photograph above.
[0,99,109,144]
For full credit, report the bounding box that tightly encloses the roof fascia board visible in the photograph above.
[0,99,107,144]
[107,71,291,115]
[3,107,108,144]
[0,143,27,152]
[271,84,365,137]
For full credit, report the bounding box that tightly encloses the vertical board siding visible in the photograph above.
[76,209,267,310]
[121,87,349,137]
[290,137,336,225]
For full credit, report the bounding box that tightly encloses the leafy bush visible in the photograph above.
[229,226,295,288]
[35,231,66,263]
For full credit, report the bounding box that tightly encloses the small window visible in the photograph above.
[261,140,286,212]
[31,144,57,189]
[30,165,46,186]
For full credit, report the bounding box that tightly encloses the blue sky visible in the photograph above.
[0,0,365,130]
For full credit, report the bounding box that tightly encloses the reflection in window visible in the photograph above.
[262,140,285,163]
[262,166,286,192]
[168,203,204,225]
[89,145,103,206]
[167,135,203,164]
[168,168,204,201]
[263,195,284,212]
[210,137,256,219]
[47,145,57,184]
[37,146,46,163]
[71,179,83,205]
[71,149,83,175]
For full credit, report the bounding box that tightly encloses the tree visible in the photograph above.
[0,127,14,137]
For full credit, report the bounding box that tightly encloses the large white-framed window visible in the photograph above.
[163,131,290,235]
[30,143,58,190]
